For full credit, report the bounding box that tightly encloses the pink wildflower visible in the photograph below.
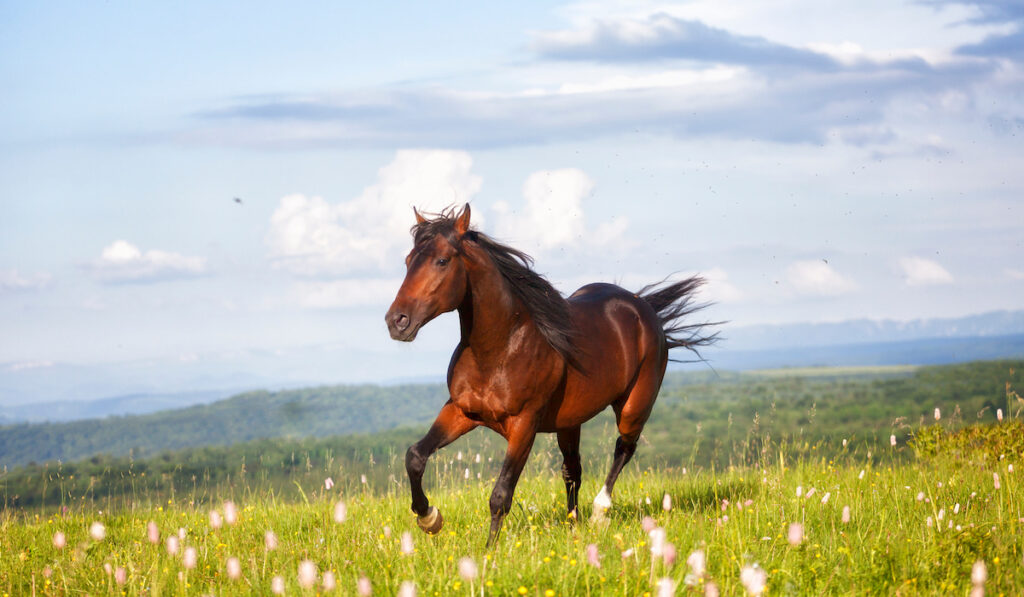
[841,505,851,524]
[297,559,317,589]
[459,556,479,580]
[787,522,804,546]
[334,500,347,523]
[740,565,767,596]
[272,576,285,595]
[209,510,223,529]
[586,544,601,568]
[323,570,337,591]
[114,566,127,586]
[400,531,414,555]
[324,477,335,490]
[226,557,241,580]
[687,549,706,577]
[223,501,238,525]
[398,581,417,597]
[89,521,106,541]
[641,516,657,533]
[657,577,676,597]
[147,520,160,544]
[166,535,180,556]
[357,576,372,596]
[53,531,67,549]
[183,547,197,569]
[265,530,278,551]
[662,493,672,511]
[994,472,1001,490]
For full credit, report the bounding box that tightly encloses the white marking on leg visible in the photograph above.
[593,485,612,511]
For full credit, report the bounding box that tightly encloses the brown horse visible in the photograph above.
[385,205,717,546]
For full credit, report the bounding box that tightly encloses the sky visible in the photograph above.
[1,0,1022,388]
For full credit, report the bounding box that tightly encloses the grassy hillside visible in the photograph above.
[2,419,1021,595]
[0,383,449,468]
[1,360,1019,513]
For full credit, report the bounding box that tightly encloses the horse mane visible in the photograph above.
[412,209,583,370]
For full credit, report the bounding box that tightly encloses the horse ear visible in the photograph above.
[413,207,427,226]
[454,204,471,236]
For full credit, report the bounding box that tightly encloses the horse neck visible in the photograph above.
[457,247,530,361]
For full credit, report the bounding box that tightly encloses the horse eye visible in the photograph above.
[436,258,449,267]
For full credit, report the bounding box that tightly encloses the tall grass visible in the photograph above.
[2,416,1022,595]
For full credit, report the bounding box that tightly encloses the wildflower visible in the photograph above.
[997,408,1003,421]
[459,556,479,580]
[649,527,666,557]
[994,472,1001,490]
[954,503,961,514]
[464,468,470,480]
[744,499,754,508]
[841,505,851,524]
[1009,464,1014,473]
[805,487,816,499]
[147,520,160,544]
[166,535,180,555]
[934,407,941,421]
[705,581,720,597]
[586,544,601,568]
[89,521,106,541]
[114,567,127,586]
[687,550,706,577]
[721,499,729,511]
[357,576,372,596]
[398,581,417,597]
[42,566,52,578]
[325,477,335,490]
[796,485,803,498]
[224,501,238,525]
[971,559,988,585]
[621,548,635,558]
[475,453,481,463]
[183,547,197,569]
[662,493,672,511]
[926,516,934,528]
[858,469,865,480]
[740,565,767,596]
[271,576,285,595]
[298,559,317,589]
[842,438,848,447]
[821,492,830,505]
[641,516,657,533]
[663,542,677,566]
[938,508,944,521]
[104,563,113,576]
[400,531,415,555]
[226,556,242,580]
[360,474,368,485]
[334,501,347,523]
[323,570,337,591]
[916,491,925,502]
[265,530,279,551]
[657,577,676,597]
[787,522,804,546]
[383,525,392,538]
[209,510,223,529]
[53,531,67,549]
[890,434,897,447]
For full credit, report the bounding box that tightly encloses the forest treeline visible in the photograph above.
[0,360,1019,510]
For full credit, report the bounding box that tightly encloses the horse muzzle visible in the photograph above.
[386,308,421,342]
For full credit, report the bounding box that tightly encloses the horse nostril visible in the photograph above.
[395,313,410,331]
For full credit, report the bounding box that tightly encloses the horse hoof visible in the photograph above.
[417,506,443,534]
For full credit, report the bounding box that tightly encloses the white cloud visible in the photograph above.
[1006,268,1024,280]
[87,241,207,283]
[0,269,51,292]
[899,256,953,286]
[700,267,743,303]
[494,168,627,252]
[786,260,858,296]
[266,150,482,277]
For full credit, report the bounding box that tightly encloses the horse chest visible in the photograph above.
[449,355,556,423]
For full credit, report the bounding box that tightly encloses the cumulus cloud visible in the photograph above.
[0,269,51,292]
[786,260,858,296]
[493,168,629,253]
[899,256,954,286]
[86,241,207,283]
[266,150,482,277]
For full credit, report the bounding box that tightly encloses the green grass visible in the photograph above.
[3,425,1022,596]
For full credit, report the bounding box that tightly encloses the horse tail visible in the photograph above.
[637,275,721,362]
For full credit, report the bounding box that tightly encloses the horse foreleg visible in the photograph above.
[406,401,478,534]
[486,416,538,548]
[556,426,582,521]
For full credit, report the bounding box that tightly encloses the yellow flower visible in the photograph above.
[545,590,555,597]
[518,586,528,595]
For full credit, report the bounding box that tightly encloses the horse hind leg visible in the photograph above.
[556,426,582,521]
[592,362,665,517]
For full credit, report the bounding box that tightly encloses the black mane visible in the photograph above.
[412,209,583,370]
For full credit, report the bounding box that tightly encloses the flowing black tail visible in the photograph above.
[638,275,722,362]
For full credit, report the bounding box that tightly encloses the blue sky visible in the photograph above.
[1,0,1022,386]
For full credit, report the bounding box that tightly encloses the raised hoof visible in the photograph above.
[417,506,443,535]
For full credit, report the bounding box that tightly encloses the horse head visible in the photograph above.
[385,204,472,342]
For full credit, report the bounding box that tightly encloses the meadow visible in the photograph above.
[2,361,1022,595]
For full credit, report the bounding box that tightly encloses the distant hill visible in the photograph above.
[0,383,448,468]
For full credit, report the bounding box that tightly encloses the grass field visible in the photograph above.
[3,420,1021,596]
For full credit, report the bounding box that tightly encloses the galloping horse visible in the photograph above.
[385,205,716,546]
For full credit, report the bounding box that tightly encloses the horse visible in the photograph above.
[385,204,717,546]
